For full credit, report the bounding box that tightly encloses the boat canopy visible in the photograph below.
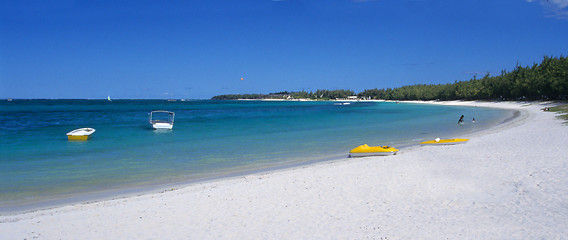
[149,110,175,125]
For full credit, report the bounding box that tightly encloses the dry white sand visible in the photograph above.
[1,101,567,239]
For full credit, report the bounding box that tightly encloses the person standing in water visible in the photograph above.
[458,115,464,124]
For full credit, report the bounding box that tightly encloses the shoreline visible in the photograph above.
[2,101,567,239]
[0,100,514,214]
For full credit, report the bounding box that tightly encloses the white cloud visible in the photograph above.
[548,0,568,9]
[528,0,568,19]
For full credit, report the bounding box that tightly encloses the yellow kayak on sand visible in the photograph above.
[420,138,469,145]
[349,144,399,157]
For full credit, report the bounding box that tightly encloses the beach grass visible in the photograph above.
[548,103,568,123]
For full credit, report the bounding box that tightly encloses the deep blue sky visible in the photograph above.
[1,0,567,99]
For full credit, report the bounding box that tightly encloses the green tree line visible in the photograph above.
[212,89,355,100]
[212,55,568,101]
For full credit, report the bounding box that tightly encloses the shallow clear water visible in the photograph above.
[0,100,513,210]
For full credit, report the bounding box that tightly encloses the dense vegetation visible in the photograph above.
[212,90,355,100]
[212,56,568,101]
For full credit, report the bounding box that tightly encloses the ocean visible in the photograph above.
[0,100,514,211]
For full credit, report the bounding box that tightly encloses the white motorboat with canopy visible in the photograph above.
[149,110,175,130]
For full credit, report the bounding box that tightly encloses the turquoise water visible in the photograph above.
[0,100,513,211]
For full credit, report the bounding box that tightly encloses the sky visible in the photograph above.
[1,0,567,99]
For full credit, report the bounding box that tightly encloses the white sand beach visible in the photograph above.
[1,101,567,239]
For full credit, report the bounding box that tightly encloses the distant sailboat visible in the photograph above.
[107,96,112,101]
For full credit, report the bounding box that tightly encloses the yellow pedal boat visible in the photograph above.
[66,128,96,141]
[420,138,469,145]
[349,144,399,157]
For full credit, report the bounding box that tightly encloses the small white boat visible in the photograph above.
[66,128,96,141]
[334,102,351,106]
[149,110,175,130]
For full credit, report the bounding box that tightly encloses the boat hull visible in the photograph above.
[349,151,397,157]
[67,135,92,141]
[420,138,469,145]
[153,122,173,130]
